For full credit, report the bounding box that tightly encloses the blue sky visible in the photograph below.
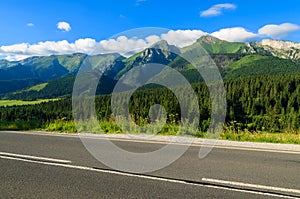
[0,0,300,60]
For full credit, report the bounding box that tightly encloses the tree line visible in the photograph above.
[1,74,299,133]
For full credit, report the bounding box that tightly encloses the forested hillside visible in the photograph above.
[1,74,299,134]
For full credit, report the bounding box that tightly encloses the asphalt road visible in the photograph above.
[0,131,299,198]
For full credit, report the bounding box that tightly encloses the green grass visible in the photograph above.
[46,120,77,133]
[227,54,267,70]
[25,83,48,92]
[1,118,298,144]
[40,120,300,144]
[0,99,59,107]
[220,130,300,144]
[0,120,42,130]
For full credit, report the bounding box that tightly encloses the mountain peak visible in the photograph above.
[260,39,300,60]
[261,39,300,50]
[196,35,223,44]
[151,40,169,48]
[150,40,180,54]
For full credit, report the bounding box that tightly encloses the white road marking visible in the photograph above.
[0,152,71,164]
[0,154,298,198]
[2,131,300,154]
[202,178,300,195]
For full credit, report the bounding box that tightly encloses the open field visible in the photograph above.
[0,99,59,107]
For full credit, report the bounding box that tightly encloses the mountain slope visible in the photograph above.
[3,75,121,100]
[2,36,300,100]
[115,40,180,79]
[182,35,250,54]
[0,78,42,96]
[0,53,123,81]
[0,53,123,95]
[224,54,300,78]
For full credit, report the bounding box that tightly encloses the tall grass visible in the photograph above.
[46,120,77,133]
[220,129,300,144]
[42,119,300,144]
[1,119,299,144]
[0,120,42,130]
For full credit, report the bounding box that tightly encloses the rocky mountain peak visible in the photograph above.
[197,35,223,44]
[261,39,300,50]
[260,39,300,60]
[150,40,180,54]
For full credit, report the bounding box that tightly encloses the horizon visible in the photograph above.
[1,0,300,60]
[1,35,300,62]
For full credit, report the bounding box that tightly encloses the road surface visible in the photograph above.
[0,131,299,198]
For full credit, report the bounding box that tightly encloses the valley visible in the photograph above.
[0,35,299,144]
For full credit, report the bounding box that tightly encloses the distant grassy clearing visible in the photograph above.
[0,99,59,107]
[26,83,48,92]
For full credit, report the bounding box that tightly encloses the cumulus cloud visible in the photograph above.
[161,30,208,47]
[26,23,34,27]
[200,3,236,17]
[145,35,161,44]
[258,23,300,39]
[98,36,150,56]
[3,54,32,61]
[211,27,259,42]
[0,38,98,60]
[1,24,300,61]
[0,36,156,60]
[57,21,71,32]
[0,29,210,60]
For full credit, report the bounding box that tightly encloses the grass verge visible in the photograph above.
[0,120,299,144]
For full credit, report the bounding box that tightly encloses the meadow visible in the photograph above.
[0,99,59,107]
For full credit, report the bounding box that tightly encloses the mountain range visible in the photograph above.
[1,35,300,100]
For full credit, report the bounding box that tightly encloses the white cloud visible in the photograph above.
[0,43,29,54]
[258,23,300,39]
[26,23,34,27]
[98,36,151,56]
[200,3,236,17]
[161,30,208,47]
[3,54,32,61]
[0,30,208,60]
[57,21,71,32]
[0,38,98,60]
[211,27,259,42]
[1,23,300,61]
[145,35,161,44]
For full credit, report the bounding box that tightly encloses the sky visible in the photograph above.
[0,0,300,60]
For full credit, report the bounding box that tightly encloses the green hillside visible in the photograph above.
[0,78,42,96]
[224,54,300,78]
[182,35,249,54]
[3,74,120,100]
